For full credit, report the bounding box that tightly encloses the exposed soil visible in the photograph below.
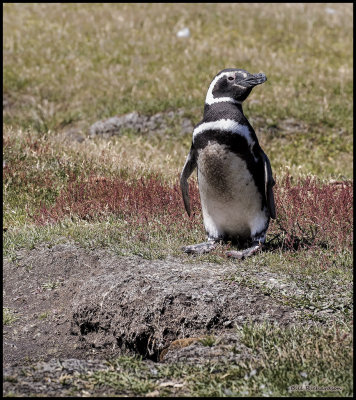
[3,243,298,364]
[2,242,343,396]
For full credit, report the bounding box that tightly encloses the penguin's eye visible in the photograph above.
[228,76,234,81]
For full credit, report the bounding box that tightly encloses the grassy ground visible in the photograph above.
[70,323,354,397]
[3,3,353,179]
[4,324,352,397]
[3,3,353,397]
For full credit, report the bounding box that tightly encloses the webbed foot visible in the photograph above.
[226,241,262,259]
[182,240,218,255]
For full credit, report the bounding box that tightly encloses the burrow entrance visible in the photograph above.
[4,243,300,366]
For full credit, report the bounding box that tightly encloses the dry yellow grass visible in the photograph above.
[4,3,352,123]
[3,3,353,179]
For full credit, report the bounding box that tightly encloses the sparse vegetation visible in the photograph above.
[4,323,352,397]
[3,3,353,397]
[41,281,61,291]
[86,323,353,397]
[38,312,50,320]
[3,308,18,326]
[199,335,217,347]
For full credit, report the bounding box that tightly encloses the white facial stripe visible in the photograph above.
[240,71,247,78]
[193,119,255,149]
[205,72,241,105]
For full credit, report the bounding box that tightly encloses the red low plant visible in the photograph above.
[35,172,353,252]
[35,173,201,228]
[272,174,353,251]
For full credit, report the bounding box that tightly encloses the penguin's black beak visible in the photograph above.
[253,73,267,85]
[241,73,267,88]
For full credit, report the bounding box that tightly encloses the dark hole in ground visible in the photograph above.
[4,244,309,368]
[126,330,161,362]
[79,321,100,335]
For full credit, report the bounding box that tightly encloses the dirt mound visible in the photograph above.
[3,243,299,368]
[70,250,298,361]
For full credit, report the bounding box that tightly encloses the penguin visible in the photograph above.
[180,68,276,259]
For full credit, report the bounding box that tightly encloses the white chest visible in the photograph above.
[197,142,267,239]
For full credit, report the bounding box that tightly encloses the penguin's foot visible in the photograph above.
[226,242,262,259]
[182,240,218,255]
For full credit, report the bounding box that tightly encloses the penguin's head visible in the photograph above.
[205,68,267,105]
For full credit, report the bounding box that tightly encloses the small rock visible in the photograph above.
[146,120,158,130]
[89,112,140,137]
[177,27,190,38]
[250,369,257,377]
[224,388,234,396]
[146,390,160,397]
[159,381,184,388]
[89,109,193,137]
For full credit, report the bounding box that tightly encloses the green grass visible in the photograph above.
[25,323,350,397]
[198,335,217,347]
[3,308,19,326]
[41,281,61,291]
[226,250,353,324]
[3,218,352,330]
[38,312,50,320]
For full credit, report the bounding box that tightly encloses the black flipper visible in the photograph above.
[180,144,197,217]
[260,149,276,219]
